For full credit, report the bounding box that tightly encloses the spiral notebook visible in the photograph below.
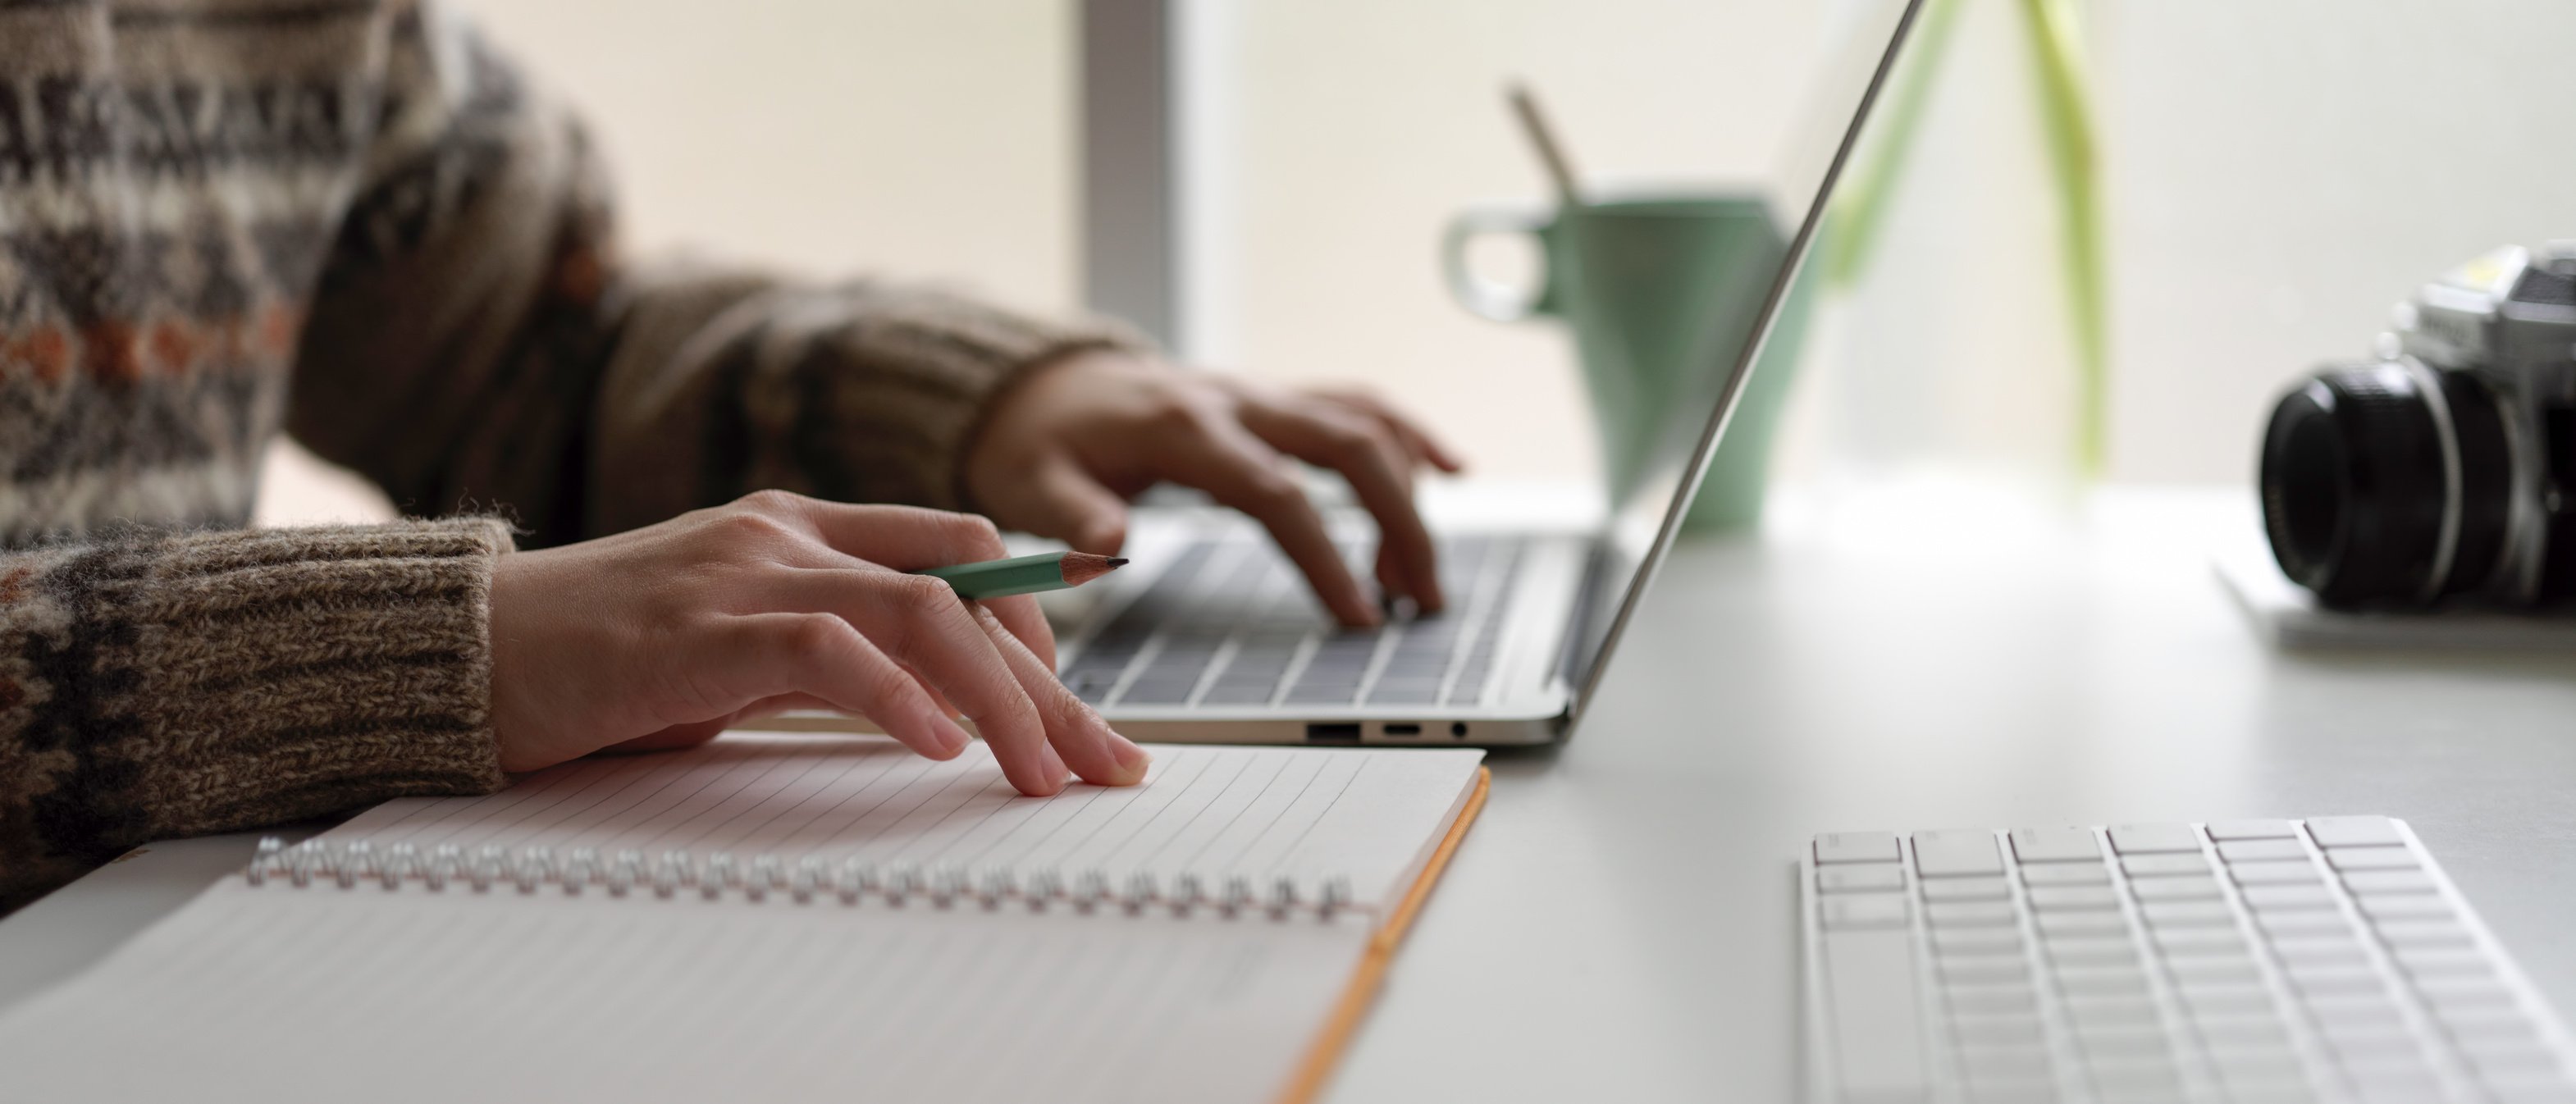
[0,732,1488,1103]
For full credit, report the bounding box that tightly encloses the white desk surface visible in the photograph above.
[7,486,2574,1102]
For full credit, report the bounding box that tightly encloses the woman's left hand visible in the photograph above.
[964,349,1464,628]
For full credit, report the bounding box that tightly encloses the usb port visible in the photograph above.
[1382,723,1422,737]
[1304,723,1362,744]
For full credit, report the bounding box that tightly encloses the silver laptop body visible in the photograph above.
[1062,0,1920,747]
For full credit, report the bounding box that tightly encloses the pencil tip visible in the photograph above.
[1106,558,1128,568]
[1059,551,1129,586]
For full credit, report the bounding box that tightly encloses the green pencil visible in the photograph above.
[916,551,1128,600]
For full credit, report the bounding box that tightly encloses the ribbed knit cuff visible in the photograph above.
[588,273,1152,536]
[793,281,1152,512]
[1,518,511,880]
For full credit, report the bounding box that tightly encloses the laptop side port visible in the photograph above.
[1382,723,1421,737]
[1304,723,1363,744]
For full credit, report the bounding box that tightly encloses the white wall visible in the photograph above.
[2097,0,2576,483]
[453,0,1077,313]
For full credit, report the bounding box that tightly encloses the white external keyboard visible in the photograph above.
[1801,817,2576,1104]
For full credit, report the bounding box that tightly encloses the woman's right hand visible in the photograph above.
[484,490,1149,796]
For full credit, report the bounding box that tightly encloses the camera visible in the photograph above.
[2260,244,2576,608]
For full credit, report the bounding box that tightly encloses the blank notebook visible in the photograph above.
[0,733,1488,1103]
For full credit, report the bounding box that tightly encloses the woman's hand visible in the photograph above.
[965,349,1464,627]
[486,490,1149,796]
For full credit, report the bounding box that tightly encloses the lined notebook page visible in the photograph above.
[0,737,1487,1104]
[0,886,1372,1104]
[333,733,1484,910]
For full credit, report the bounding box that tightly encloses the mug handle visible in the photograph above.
[1441,204,1554,322]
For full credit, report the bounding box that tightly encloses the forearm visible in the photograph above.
[0,519,513,910]
[579,271,1143,540]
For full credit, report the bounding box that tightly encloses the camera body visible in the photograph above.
[2260,244,2576,608]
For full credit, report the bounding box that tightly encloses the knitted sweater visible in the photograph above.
[0,0,1128,910]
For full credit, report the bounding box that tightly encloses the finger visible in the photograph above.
[1239,398,1446,613]
[708,612,973,762]
[761,499,1059,671]
[1151,419,1380,627]
[812,571,1067,796]
[971,604,1149,787]
[1310,387,1468,473]
[605,691,841,755]
[980,593,1056,672]
[897,661,963,719]
[784,498,1016,573]
[980,453,1131,556]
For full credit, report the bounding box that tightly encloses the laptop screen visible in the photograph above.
[1562,0,1921,727]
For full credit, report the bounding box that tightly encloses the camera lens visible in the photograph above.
[2259,362,2510,606]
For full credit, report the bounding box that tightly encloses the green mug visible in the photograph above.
[1441,193,1815,531]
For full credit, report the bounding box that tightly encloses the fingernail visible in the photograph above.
[1110,734,1152,778]
[1039,743,1071,786]
[930,714,972,756]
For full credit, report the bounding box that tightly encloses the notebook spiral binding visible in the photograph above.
[241,837,1360,920]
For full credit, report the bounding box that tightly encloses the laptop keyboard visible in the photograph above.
[1802,817,2576,1104]
[1060,536,1525,709]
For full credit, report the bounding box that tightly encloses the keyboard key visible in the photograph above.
[2462,1044,2569,1088]
[1820,927,1929,1098]
[2342,869,2436,896]
[1948,985,2039,1015]
[2285,964,2385,997]
[2021,864,2111,887]
[2066,992,2161,1027]
[2229,860,2323,885]
[2008,826,2100,863]
[2046,937,2140,966]
[1927,901,2018,928]
[2167,956,2263,986]
[2208,1046,2305,1083]
[2055,964,2149,997]
[1934,928,2024,956]
[2373,919,2473,947]
[1951,1012,2045,1047]
[2391,947,2493,978]
[2139,900,2236,928]
[1821,894,1910,929]
[2073,1023,2169,1058]
[2305,815,2404,848]
[1818,865,1907,893]
[2269,939,2368,969]
[2418,976,2517,1012]
[1814,831,1901,865]
[2129,875,2221,901]
[2037,911,2127,937]
[2182,984,2277,1018]
[2355,895,2452,923]
[2154,927,2249,956]
[2254,910,2351,937]
[2218,839,2309,863]
[1922,876,2012,901]
[2108,823,2202,854]
[2327,846,2418,872]
[1914,831,2005,877]
[2208,819,2301,841]
[2121,854,2212,878]
[1939,955,2029,986]
[2240,884,2337,911]
[2026,886,2120,910]
[1954,1042,2051,1080]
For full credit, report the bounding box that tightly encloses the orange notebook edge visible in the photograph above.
[1271,765,1492,1104]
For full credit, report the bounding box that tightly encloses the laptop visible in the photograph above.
[1057,0,1922,746]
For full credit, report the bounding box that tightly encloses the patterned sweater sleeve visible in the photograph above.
[284,5,1144,549]
[0,519,512,911]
